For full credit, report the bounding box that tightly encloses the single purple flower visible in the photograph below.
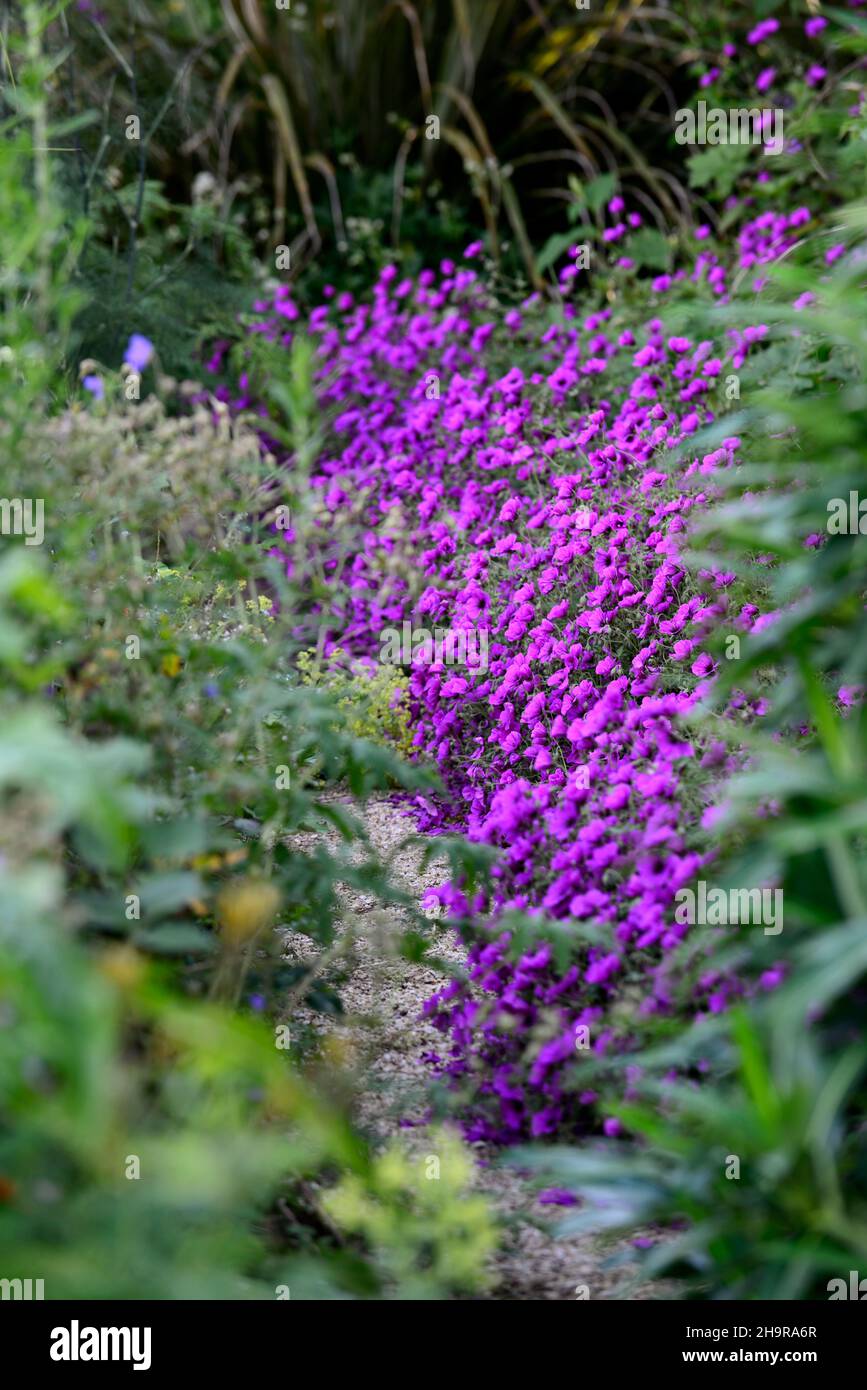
[747,19,779,46]
[756,67,777,94]
[124,333,154,372]
[538,1188,579,1207]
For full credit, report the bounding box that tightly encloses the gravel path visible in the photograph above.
[286,794,667,1300]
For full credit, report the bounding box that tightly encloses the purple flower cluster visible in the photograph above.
[238,243,783,1139]
[216,26,840,1144]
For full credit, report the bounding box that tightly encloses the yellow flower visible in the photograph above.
[99,944,145,990]
[191,853,224,872]
[321,1035,354,1070]
[161,652,182,677]
[217,880,281,945]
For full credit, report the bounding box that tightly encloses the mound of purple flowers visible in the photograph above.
[242,269,772,1139]
[212,23,843,1143]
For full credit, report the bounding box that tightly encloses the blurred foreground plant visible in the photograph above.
[0,1,495,1301]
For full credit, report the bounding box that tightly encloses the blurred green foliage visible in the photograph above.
[0,3,496,1301]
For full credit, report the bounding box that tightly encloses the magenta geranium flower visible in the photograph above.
[747,18,779,45]
[756,66,777,94]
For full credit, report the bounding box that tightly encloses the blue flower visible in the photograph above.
[123,333,154,373]
[83,374,104,401]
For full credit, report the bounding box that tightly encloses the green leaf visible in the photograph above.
[585,172,617,214]
[132,922,216,955]
[136,870,204,918]
[627,228,671,271]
